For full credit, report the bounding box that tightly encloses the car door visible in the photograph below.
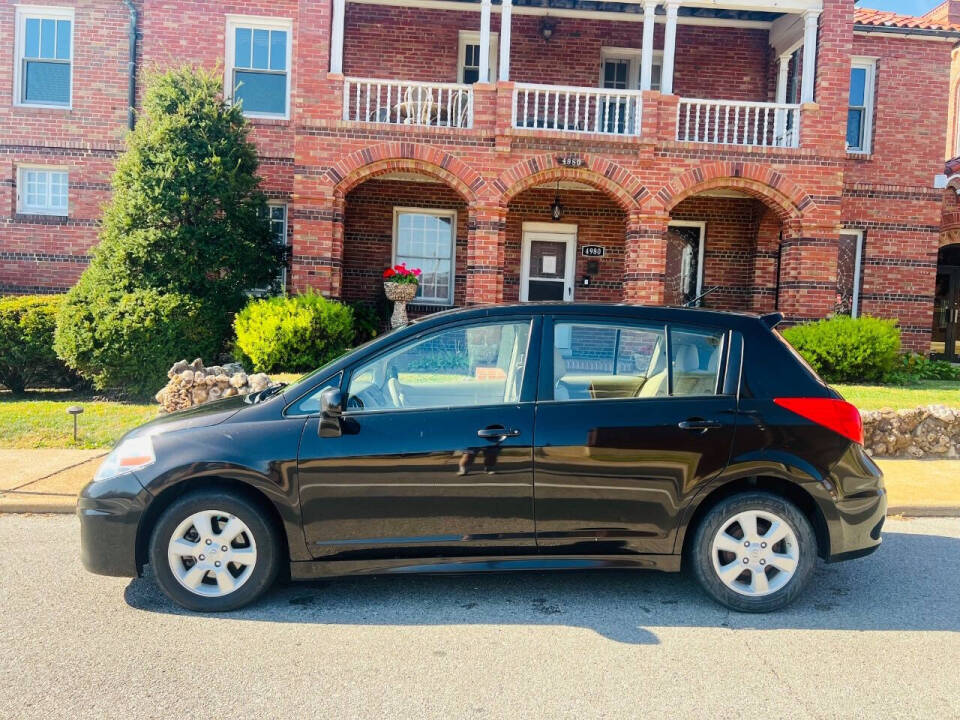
[296,315,540,560]
[533,314,739,555]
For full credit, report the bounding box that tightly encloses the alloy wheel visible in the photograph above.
[710,509,799,597]
[166,510,258,597]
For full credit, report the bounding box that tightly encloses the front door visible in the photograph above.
[521,227,576,302]
[533,316,738,555]
[932,267,960,361]
[297,317,539,560]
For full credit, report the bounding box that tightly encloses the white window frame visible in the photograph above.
[13,5,74,109]
[392,207,458,307]
[224,14,293,120]
[269,202,289,292]
[457,30,498,84]
[668,220,706,302]
[600,47,662,91]
[847,57,877,154]
[16,165,69,216]
[841,229,865,318]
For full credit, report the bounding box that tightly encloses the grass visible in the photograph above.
[0,390,157,449]
[833,380,960,411]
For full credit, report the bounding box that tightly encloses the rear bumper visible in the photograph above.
[825,487,886,563]
[77,473,151,578]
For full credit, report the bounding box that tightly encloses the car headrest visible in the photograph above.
[675,344,699,372]
[553,347,567,379]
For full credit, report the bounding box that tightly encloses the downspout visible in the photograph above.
[121,0,137,130]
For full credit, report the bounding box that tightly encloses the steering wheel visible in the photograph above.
[385,364,405,408]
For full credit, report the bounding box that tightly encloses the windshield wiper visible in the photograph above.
[246,382,288,404]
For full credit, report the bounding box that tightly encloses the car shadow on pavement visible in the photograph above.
[124,529,960,644]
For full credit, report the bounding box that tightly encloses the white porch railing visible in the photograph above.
[676,99,801,148]
[343,78,473,128]
[512,83,643,136]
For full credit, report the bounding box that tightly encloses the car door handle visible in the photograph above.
[678,419,722,431]
[477,426,521,440]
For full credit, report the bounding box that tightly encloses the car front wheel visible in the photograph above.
[690,491,817,613]
[148,489,281,612]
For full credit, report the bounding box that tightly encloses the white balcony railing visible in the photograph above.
[512,84,643,136]
[343,78,473,128]
[676,99,801,148]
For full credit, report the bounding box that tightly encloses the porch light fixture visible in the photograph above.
[550,181,564,221]
[539,16,557,41]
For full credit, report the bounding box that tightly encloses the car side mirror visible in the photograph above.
[318,387,343,438]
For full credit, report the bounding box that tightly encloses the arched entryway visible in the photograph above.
[932,243,960,361]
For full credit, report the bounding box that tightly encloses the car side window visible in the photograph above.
[553,322,668,400]
[670,327,725,396]
[286,372,343,415]
[346,320,531,411]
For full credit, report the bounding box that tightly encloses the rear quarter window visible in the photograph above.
[741,322,829,398]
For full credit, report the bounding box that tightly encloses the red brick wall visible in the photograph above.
[341,179,468,311]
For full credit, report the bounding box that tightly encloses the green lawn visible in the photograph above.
[833,380,960,411]
[0,390,157,449]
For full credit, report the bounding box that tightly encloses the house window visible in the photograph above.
[393,208,456,306]
[600,48,662,92]
[226,16,292,118]
[14,6,73,107]
[458,31,498,84]
[847,58,876,153]
[250,203,288,295]
[838,230,865,317]
[17,166,68,215]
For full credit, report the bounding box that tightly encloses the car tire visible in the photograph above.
[690,491,817,613]
[148,489,281,612]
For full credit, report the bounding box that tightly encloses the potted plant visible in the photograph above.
[383,263,422,328]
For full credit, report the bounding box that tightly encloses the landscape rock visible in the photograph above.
[154,359,272,413]
[862,405,960,458]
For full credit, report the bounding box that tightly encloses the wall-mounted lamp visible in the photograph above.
[539,17,557,41]
[550,180,564,220]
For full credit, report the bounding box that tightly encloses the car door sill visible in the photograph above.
[289,553,681,579]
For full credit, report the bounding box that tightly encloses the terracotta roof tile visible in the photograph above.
[853,5,960,32]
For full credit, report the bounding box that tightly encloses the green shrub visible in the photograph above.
[0,295,78,393]
[54,289,224,397]
[348,301,384,345]
[781,315,900,383]
[883,352,960,384]
[234,292,356,373]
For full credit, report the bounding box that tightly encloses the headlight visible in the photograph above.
[94,436,156,482]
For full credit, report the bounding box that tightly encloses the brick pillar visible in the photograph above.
[465,204,506,305]
[750,207,782,312]
[289,194,344,298]
[776,219,839,322]
[623,210,669,305]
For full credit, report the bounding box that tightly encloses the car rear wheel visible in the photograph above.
[148,489,281,612]
[690,491,816,613]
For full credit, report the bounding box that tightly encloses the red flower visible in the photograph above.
[413,268,422,276]
[383,268,396,278]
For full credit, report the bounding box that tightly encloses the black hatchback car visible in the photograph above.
[79,303,885,613]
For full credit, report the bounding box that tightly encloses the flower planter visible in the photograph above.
[384,281,419,328]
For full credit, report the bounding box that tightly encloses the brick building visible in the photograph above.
[3,0,960,356]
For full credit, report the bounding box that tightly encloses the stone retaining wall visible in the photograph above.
[863,406,960,458]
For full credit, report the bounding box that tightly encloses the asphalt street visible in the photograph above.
[1,514,958,719]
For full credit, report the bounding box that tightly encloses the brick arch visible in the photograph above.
[494,154,651,212]
[658,163,812,222]
[327,143,485,203]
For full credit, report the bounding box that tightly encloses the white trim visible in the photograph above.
[846,56,876,154]
[854,30,958,42]
[520,223,577,303]
[668,220,706,300]
[346,0,775,29]
[458,30,498,83]
[224,14,293,120]
[799,9,819,104]
[16,164,69,216]
[331,0,346,73]
[392,207,458,306]
[13,5,74,109]
[841,229,865,318]
[600,47,662,91]
[954,82,960,159]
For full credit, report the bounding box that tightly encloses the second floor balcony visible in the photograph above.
[332,0,821,149]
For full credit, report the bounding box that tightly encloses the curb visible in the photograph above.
[887,505,960,518]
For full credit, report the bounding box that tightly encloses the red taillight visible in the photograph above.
[773,397,864,445]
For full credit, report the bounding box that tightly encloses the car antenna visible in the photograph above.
[684,286,719,308]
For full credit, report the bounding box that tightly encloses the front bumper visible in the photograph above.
[77,473,151,578]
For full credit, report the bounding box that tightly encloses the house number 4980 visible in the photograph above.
[556,155,584,168]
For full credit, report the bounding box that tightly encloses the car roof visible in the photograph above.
[410,302,775,331]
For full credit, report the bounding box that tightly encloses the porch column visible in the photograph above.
[800,10,819,103]
[466,204,506,304]
[330,0,346,74]
[498,0,512,82]
[623,211,669,304]
[660,1,679,94]
[479,0,492,84]
[775,52,791,139]
[640,1,658,91]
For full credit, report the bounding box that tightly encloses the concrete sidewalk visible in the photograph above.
[0,448,957,515]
